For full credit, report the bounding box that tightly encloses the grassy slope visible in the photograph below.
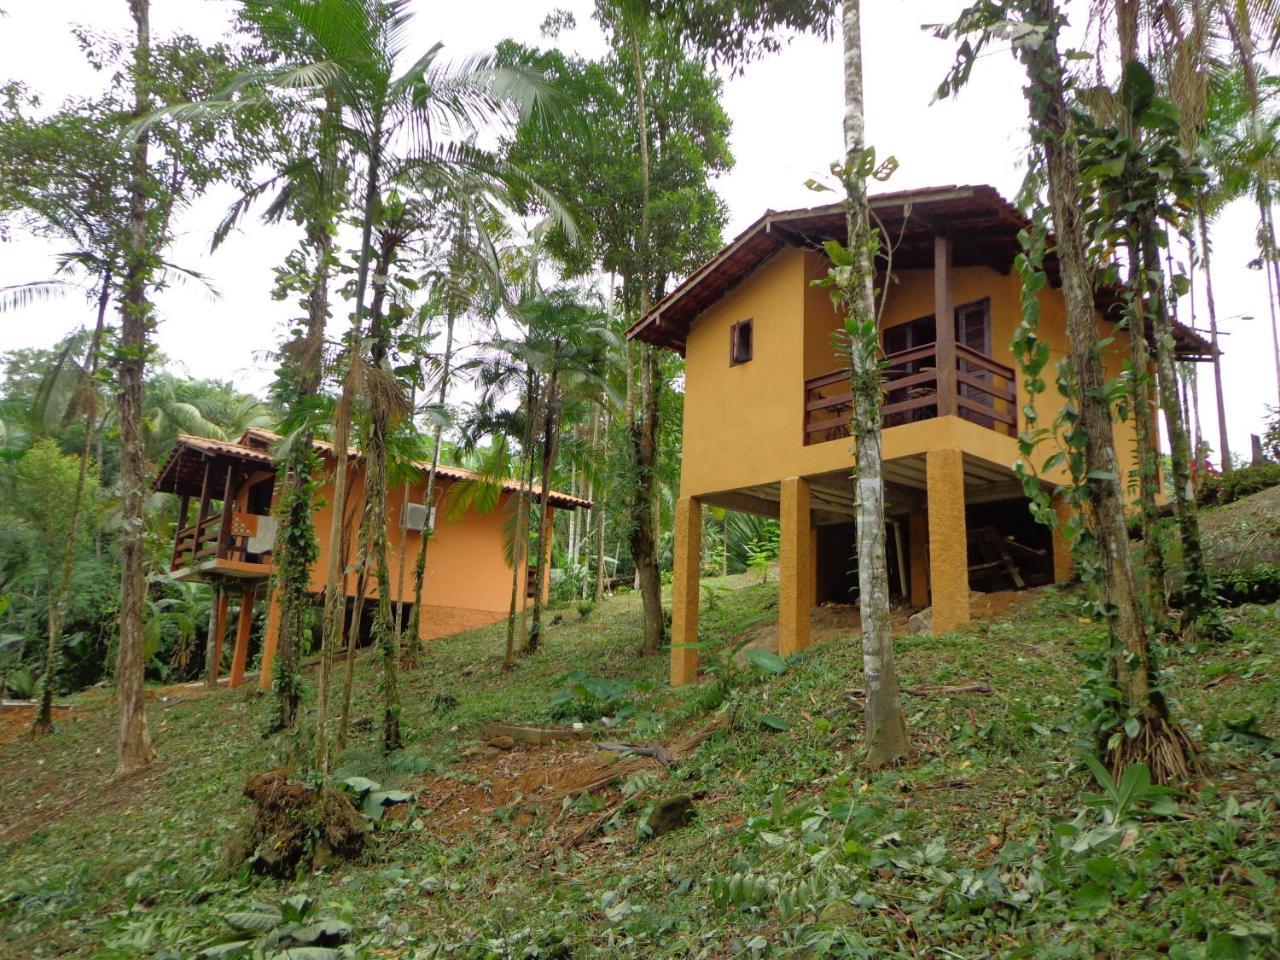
[0,570,1277,959]
[1201,484,1280,573]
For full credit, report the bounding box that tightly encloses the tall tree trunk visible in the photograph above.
[527,372,560,654]
[840,0,908,767]
[1196,204,1231,470]
[269,216,331,733]
[625,23,666,658]
[1018,0,1195,783]
[1124,234,1167,624]
[506,372,537,668]
[1141,231,1211,633]
[1261,196,1280,410]
[314,128,382,775]
[114,0,155,777]
[405,309,457,665]
[33,277,110,734]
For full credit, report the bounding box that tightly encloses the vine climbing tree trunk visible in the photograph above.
[625,22,665,658]
[838,0,908,768]
[113,0,155,777]
[1141,232,1212,635]
[1124,234,1167,626]
[1017,0,1196,783]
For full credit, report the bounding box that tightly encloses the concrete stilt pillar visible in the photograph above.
[670,496,701,687]
[229,583,258,688]
[258,585,283,691]
[908,510,930,608]
[1051,494,1076,584]
[779,477,813,656]
[926,449,970,634]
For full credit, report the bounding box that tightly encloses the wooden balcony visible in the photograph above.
[170,510,275,579]
[804,342,1017,445]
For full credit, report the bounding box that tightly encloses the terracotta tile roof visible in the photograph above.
[626,183,1213,360]
[237,428,592,510]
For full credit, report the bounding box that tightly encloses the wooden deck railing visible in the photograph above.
[170,511,272,572]
[803,342,1016,445]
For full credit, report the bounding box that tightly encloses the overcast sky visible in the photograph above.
[1,0,1276,465]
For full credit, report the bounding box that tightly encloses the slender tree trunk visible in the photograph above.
[517,376,543,653]
[113,0,155,776]
[315,129,382,775]
[203,580,222,687]
[1196,205,1231,470]
[505,372,537,669]
[1018,0,1195,783]
[839,0,908,767]
[33,277,110,734]
[527,372,560,653]
[1261,197,1280,410]
[405,310,458,665]
[1125,233,1167,624]
[625,23,665,657]
[1142,231,1211,632]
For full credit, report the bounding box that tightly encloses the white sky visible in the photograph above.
[1,0,1276,466]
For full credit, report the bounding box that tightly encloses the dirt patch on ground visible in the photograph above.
[0,704,72,746]
[414,741,665,836]
[734,589,1044,663]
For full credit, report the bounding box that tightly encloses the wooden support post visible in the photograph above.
[229,583,257,688]
[670,496,701,687]
[212,586,229,681]
[934,233,957,416]
[779,477,813,656]
[196,457,213,541]
[926,448,970,633]
[908,510,930,608]
[172,495,190,569]
[217,465,236,561]
[258,584,283,691]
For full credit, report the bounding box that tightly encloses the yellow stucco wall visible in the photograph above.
[679,245,1148,501]
[302,457,538,640]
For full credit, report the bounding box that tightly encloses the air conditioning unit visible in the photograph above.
[400,501,435,532]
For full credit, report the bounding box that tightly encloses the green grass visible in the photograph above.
[1,571,1278,959]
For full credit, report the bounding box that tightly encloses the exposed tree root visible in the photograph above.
[1108,712,1203,787]
[232,770,365,876]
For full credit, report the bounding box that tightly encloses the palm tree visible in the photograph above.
[503,289,618,653]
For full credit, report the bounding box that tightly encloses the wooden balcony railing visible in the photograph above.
[170,510,272,572]
[804,342,1016,445]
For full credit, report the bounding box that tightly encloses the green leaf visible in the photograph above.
[746,649,787,675]
[271,949,343,960]
[1124,716,1140,739]
[224,909,282,933]
[341,776,380,798]
[759,714,792,732]
[362,789,414,820]
[1073,882,1112,911]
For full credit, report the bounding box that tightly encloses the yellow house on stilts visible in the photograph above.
[152,429,590,689]
[625,185,1211,687]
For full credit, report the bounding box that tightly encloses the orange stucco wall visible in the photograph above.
[300,457,544,640]
[679,245,1149,501]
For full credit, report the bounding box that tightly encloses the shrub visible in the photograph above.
[576,599,595,620]
[1198,462,1280,507]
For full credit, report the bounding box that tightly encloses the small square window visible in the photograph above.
[730,319,753,365]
